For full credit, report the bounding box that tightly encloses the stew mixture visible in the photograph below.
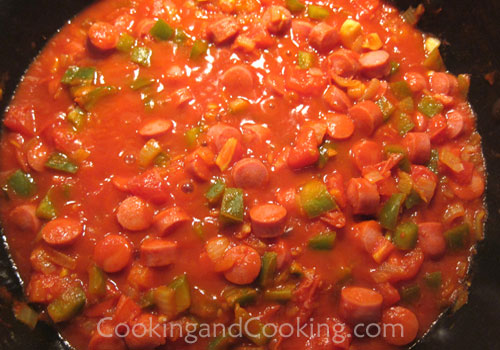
[0,0,486,349]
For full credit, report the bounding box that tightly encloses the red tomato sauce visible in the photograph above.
[0,0,486,349]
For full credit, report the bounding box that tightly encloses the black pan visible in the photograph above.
[0,0,499,349]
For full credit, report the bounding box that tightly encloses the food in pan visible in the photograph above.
[0,0,486,349]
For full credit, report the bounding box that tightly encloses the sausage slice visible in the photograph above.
[232,158,269,188]
[207,17,240,45]
[358,50,390,78]
[250,203,287,238]
[41,218,83,246]
[262,5,292,34]
[402,132,431,164]
[340,286,383,324]
[346,178,380,215]
[349,100,383,135]
[309,22,339,53]
[116,196,154,231]
[153,207,191,235]
[140,238,178,267]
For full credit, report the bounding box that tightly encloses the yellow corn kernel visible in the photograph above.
[340,19,362,49]
[215,137,237,171]
[229,98,250,114]
[362,33,383,50]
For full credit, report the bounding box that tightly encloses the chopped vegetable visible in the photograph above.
[154,152,170,167]
[116,33,135,52]
[45,153,78,174]
[427,149,439,174]
[457,74,470,98]
[376,96,396,121]
[45,246,77,269]
[66,107,87,130]
[398,96,414,113]
[390,61,400,75]
[418,95,443,117]
[169,274,191,313]
[424,271,442,289]
[185,125,203,147]
[259,252,277,288]
[229,98,250,114]
[131,46,152,67]
[234,304,270,346]
[82,86,117,109]
[209,333,237,350]
[215,137,238,172]
[299,180,336,218]
[307,5,329,20]
[439,148,464,173]
[205,179,226,204]
[150,19,174,41]
[61,66,96,86]
[298,51,314,69]
[223,287,258,307]
[264,285,295,302]
[444,223,469,250]
[8,170,36,197]
[379,193,405,230]
[308,231,336,250]
[400,284,421,304]
[138,139,162,168]
[423,47,444,71]
[174,28,188,44]
[47,286,86,323]
[385,145,411,172]
[401,4,425,25]
[339,19,362,48]
[396,112,415,135]
[317,140,337,169]
[36,192,56,220]
[393,222,418,250]
[220,188,244,225]
[88,265,107,298]
[286,0,305,13]
[13,302,38,329]
[190,39,209,60]
[404,190,421,209]
[390,81,412,100]
[130,76,154,90]
[153,285,177,318]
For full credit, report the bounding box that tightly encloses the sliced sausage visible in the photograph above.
[308,22,339,53]
[41,218,83,246]
[326,113,355,140]
[9,205,40,233]
[26,140,49,172]
[403,72,427,92]
[250,203,287,238]
[88,21,119,51]
[291,20,313,43]
[221,65,254,97]
[347,178,380,215]
[358,50,390,78]
[139,119,173,137]
[349,100,384,135]
[417,222,446,258]
[402,132,431,164]
[262,5,292,34]
[327,49,360,79]
[223,245,262,285]
[285,66,327,95]
[352,220,395,263]
[153,207,190,235]
[207,17,240,45]
[412,112,428,132]
[426,113,448,143]
[140,238,178,267]
[116,196,154,231]
[350,139,384,171]
[382,307,419,346]
[429,72,458,96]
[207,123,242,151]
[445,110,465,139]
[323,85,352,113]
[340,286,383,324]
[232,158,269,188]
[125,313,166,349]
[94,234,133,273]
[89,321,127,350]
[242,124,271,146]
[449,169,485,200]
[185,151,212,181]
